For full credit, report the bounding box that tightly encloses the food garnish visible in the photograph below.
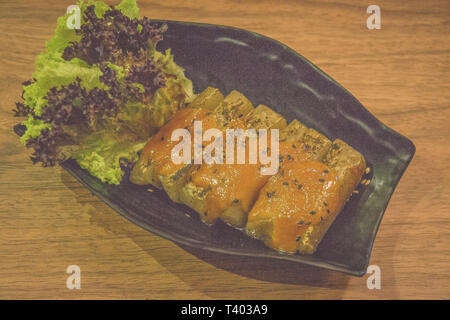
[13,0,195,184]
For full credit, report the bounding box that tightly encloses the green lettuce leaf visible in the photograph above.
[72,129,146,185]
[115,0,140,19]
[23,56,106,117]
[19,116,52,144]
[15,0,196,185]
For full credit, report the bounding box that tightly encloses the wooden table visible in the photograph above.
[0,0,449,299]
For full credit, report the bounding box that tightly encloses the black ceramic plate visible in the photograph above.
[16,20,415,276]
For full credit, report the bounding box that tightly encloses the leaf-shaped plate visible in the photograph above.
[16,20,415,276]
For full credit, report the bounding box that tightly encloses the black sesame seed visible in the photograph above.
[296,236,301,242]
[283,182,289,186]
[161,136,164,141]
[267,192,272,198]
[204,211,208,216]
[309,211,316,215]
[323,201,327,206]
[287,154,292,160]
[292,144,296,149]
[319,178,325,183]
[323,170,329,174]
[297,220,304,225]
[238,113,243,118]
[233,199,239,203]
[327,209,330,214]
[297,184,303,190]
[281,170,285,176]
[306,221,312,225]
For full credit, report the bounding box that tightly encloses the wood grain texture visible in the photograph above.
[0,0,449,299]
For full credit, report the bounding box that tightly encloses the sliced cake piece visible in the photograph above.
[130,87,225,188]
[296,139,366,253]
[279,119,308,142]
[188,86,225,110]
[180,116,326,228]
[245,104,287,130]
[245,139,365,254]
[301,128,332,160]
[129,107,208,187]
[130,89,254,203]
[213,90,254,128]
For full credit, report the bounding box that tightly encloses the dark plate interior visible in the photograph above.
[16,20,415,276]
